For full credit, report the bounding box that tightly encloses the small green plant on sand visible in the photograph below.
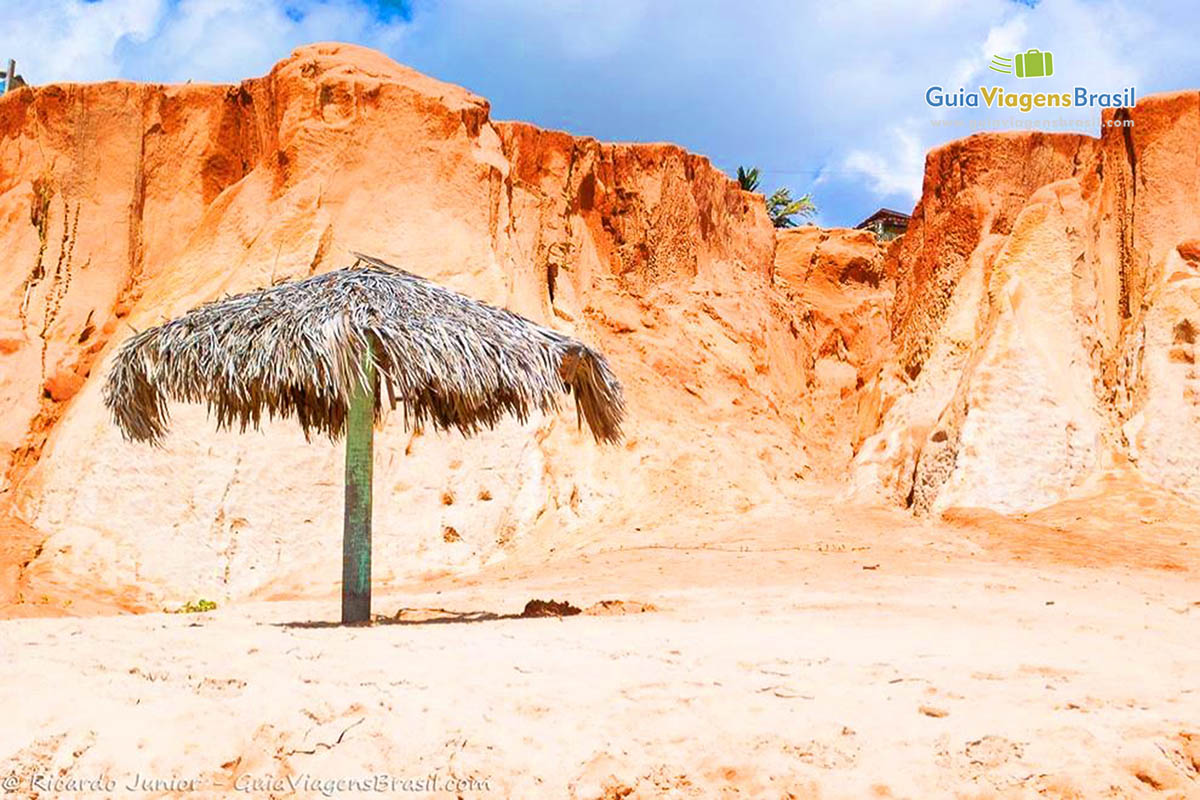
[167,599,218,614]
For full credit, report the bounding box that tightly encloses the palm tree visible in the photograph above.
[104,253,625,624]
[736,166,761,192]
[736,166,817,228]
[766,188,816,228]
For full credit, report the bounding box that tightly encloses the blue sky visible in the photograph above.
[1,0,1195,226]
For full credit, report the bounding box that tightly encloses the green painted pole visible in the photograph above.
[341,345,375,624]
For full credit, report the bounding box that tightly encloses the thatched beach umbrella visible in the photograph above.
[104,253,624,623]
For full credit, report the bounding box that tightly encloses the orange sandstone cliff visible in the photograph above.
[0,44,1197,611]
[0,43,809,610]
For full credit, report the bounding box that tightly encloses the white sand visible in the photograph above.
[3,489,1198,799]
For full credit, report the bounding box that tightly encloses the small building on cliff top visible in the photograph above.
[855,208,910,241]
[1,59,26,93]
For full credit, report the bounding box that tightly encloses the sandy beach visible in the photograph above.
[3,480,1198,799]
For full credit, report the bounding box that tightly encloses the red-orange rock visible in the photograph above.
[42,369,85,403]
[0,44,788,605]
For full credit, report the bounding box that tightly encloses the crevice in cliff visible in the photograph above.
[1116,109,1137,188]
[489,123,518,259]
[903,450,920,509]
[18,175,55,325]
[490,125,532,307]
[1114,107,1136,321]
[127,99,149,297]
[38,201,80,378]
[491,125,576,311]
[553,141,583,308]
[909,397,966,516]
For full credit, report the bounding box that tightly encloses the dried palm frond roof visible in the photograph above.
[104,253,624,445]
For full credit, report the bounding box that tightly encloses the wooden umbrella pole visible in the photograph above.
[341,343,376,624]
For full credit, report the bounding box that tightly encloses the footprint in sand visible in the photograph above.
[965,735,1024,768]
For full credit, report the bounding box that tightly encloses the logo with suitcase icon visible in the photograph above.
[989,49,1054,79]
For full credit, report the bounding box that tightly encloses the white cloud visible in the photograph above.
[825,0,1171,208]
[0,0,411,85]
[0,0,1194,224]
[0,0,163,83]
[951,17,1027,85]
[843,123,927,201]
[123,0,414,83]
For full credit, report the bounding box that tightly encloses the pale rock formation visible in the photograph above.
[854,94,1200,513]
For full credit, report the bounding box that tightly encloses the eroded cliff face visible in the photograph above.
[770,227,894,467]
[2,43,1197,610]
[0,43,806,610]
[853,92,1200,514]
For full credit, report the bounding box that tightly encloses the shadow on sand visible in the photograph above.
[275,607,569,628]
[272,599,655,628]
